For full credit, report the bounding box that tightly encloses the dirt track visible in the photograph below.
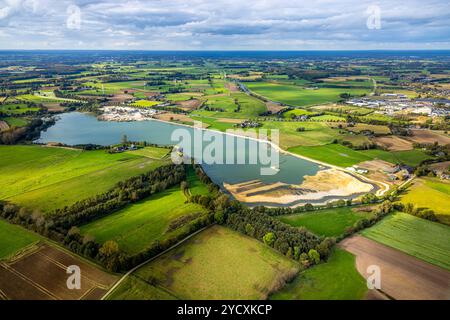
[340,235,450,300]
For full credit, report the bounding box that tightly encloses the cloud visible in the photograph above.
[0,0,448,49]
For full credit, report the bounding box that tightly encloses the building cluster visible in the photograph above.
[346,94,450,117]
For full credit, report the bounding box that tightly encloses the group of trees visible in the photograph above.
[52,164,186,229]
[338,200,394,241]
[0,164,197,272]
[396,202,438,222]
[222,204,334,265]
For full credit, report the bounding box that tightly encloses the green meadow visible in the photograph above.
[289,143,433,167]
[0,219,42,259]
[262,121,343,149]
[278,207,374,237]
[194,92,266,119]
[401,178,450,225]
[80,169,209,255]
[270,249,367,300]
[361,212,450,271]
[111,226,299,300]
[246,81,370,107]
[289,144,372,167]
[0,145,167,214]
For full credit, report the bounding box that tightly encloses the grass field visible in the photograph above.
[108,276,177,300]
[110,226,299,300]
[278,207,374,237]
[0,145,167,214]
[0,103,40,115]
[3,117,28,127]
[195,92,266,119]
[262,121,343,149]
[361,212,450,271]
[126,146,170,159]
[80,170,209,255]
[246,81,369,107]
[0,219,42,259]
[289,143,433,168]
[401,178,450,225]
[282,108,315,119]
[270,249,367,300]
[361,149,433,167]
[289,144,372,167]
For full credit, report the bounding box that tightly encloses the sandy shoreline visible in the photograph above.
[96,108,390,205]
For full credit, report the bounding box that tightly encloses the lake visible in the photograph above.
[36,112,321,187]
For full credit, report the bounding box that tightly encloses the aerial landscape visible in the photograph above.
[0,0,449,308]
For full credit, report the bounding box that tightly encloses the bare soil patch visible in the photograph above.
[373,136,413,151]
[225,82,240,92]
[340,235,450,300]
[109,93,134,103]
[266,102,286,114]
[0,244,117,300]
[406,129,450,146]
[429,161,450,174]
[0,121,9,132]
[154,112,195,125]
[177,99,202,111]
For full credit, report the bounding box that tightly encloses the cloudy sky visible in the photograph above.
[0,0,449,50]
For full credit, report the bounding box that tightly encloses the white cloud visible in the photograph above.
[0,0,448,49]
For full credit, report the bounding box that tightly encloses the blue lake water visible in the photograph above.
[36,112,321,186]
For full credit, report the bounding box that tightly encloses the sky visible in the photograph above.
[0,0,449,50]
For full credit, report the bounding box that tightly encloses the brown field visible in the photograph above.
[225,82,240,92]
[154,112,196,125]
[340,236,450,300]
[406,129,450,145]
[44,103,66,112]
[359,159,397,172]
[0,121,9,132]
[266,102,287,114]
[0,244,117,300]
[429,161,450,174]
[346,124,391,135]
[109,93,134,103]
[177,99,202,111]
[373,136,413,151]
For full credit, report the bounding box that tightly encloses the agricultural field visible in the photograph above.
[270,249,367,300]
[126,146,170,159]
[282,108,315,119]
[361,149,434,167]
[194,92,266,119]
[131,100,161,108]
[109,226,299,300]
[400,178,450,225]
[0,243,118,300]
[361,212,450,271]
[262,121,343,149]
[340,235,450,300]
[246,81,370,107]
[289,143,372,167]
[80,170,209,255]
[0,103,40,115]
[289,143,434,168]
[0,145,168,214]
[0,219,42,259]
[3,117,28,127]
[277,206,374,237]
